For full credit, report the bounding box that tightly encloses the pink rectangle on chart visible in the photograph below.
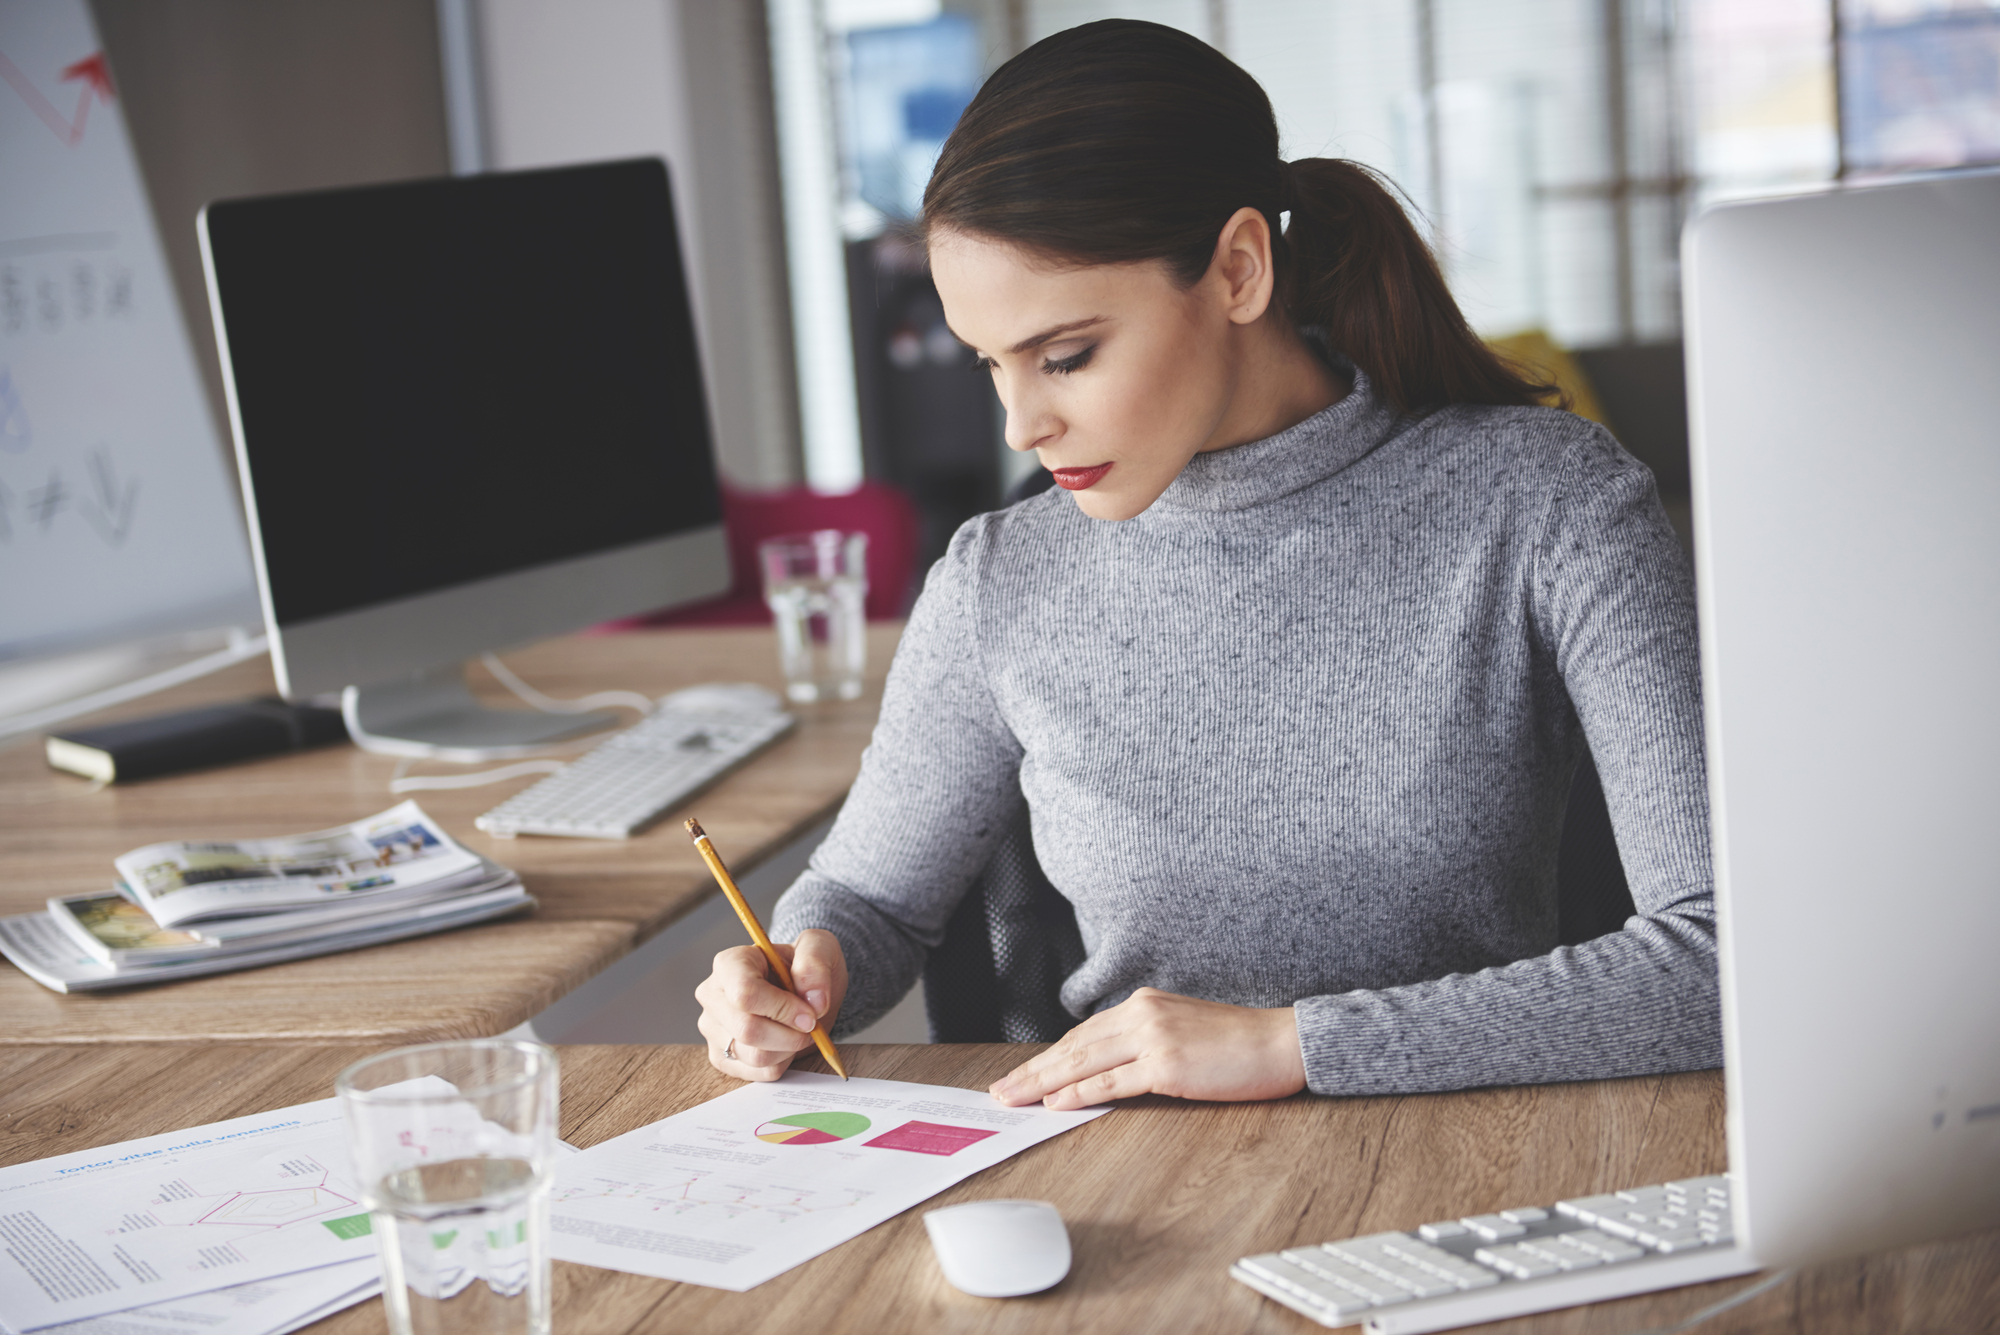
[863,1120,999,1156]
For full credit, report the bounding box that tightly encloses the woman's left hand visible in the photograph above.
[988,988,1307,1110]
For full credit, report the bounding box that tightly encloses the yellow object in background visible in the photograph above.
[1487,329,1612,430]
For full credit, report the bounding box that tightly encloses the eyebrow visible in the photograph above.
[948,316,1109,357]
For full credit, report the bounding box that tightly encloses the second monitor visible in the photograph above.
[199,158,729,758]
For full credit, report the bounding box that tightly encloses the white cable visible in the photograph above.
[1620,1269,1792,1335]
[388,755,567,794]
[481,653,653,717]
[372,657,652,791]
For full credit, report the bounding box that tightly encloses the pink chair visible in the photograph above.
[600,481,922,629]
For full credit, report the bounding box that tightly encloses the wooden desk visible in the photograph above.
[2,1045,1992,1333]
[0,625,900,1045]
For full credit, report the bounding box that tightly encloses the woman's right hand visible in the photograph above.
[695,928,848,1081]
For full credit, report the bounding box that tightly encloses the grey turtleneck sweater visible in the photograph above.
[770,370,1719,1095]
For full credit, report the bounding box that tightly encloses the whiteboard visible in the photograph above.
[0,0,258,662]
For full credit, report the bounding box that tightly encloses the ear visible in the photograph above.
[1209,206,1277,326]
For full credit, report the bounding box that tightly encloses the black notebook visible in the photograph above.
[45,697,348,783]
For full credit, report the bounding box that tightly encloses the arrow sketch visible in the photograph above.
[83,446,137,543]
[0,48,114,147]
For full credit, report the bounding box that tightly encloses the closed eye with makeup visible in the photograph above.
[930,219,1342,523]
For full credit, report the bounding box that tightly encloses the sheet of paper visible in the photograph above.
[17,1258,377,1335]
[0,1098,376,1332]
[547,1072,1109,1291]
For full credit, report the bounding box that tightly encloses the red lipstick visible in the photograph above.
[1050,463,1113,491]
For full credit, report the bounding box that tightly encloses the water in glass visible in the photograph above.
[766,572,866,702]
[373,1157,549,1335]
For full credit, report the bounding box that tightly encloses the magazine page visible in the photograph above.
[187,862,519,942]
[114,802,481,927]
[0,890,533,993]
[48,892,214,965]
[48,873,522,964]
[180,881,531,956]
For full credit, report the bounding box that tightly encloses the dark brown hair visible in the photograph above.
[922,19,1552,413]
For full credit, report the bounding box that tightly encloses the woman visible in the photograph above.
[696,20,1716,1109]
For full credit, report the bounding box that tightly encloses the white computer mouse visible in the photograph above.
[656,682,784,715]
[923,1199,1072,1298]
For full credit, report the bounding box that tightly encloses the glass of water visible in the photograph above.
[336,1040,559,1335]
[759,530,869,703]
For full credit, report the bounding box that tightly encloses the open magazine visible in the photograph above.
[0,803,530,993]
[115,801,484,926]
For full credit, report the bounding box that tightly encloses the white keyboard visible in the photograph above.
[474,692,794,839]
[1232,1174,1758,1333]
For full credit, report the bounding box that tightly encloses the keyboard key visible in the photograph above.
[1535,1235,1606,1269]
[1380,1239,1493,1287]
[1282,1248,1393,1301]
[477,705,793,839]
[1652,1233,1717,1254]
[1313,1244,1417,1302]
[1555,1193,1626,1224]
[1330,1235,1501,1292]
[1235,1178,1745,1329]
[1461,1213,1526,1241]
[1238,1255,1374,1317]
[1563,1229,1645,1262]
[1327,1235,1464,1298]
[1474,1243,1561,1279]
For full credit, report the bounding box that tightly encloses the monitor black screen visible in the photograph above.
[203,159,723,628]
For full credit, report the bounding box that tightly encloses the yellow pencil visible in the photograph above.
[685,818,849,1080]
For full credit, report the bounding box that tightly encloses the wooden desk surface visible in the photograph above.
[0,625,900,1045]
[2,1045,1992,1334]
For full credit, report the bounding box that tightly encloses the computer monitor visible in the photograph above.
[1686,168,2000,1269]
[198,158,730,759]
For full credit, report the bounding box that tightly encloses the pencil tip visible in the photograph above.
[684,818,704,839]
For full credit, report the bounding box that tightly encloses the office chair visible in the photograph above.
[921,468,1638,1043]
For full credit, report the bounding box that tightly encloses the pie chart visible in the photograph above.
[755,1111,872,1146]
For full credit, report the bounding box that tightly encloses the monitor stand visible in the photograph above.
[342,664,617,762]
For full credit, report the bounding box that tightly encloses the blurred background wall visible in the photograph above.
[84,0,2000,567]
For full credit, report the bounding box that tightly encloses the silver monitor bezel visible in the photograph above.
[196,161,731,703]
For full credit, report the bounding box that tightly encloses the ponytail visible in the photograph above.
[923,19,1555,414]
[1279,159,1554,411]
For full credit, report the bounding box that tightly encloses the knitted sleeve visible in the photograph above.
[1294,428,1721,1093]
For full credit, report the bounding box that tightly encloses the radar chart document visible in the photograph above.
[0,1097,377,1333]
[549,1072,1109,1290]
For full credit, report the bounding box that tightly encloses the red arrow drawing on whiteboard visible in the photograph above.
[0,48,115,147]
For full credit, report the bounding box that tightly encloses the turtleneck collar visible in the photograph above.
[1146,364,1410,514]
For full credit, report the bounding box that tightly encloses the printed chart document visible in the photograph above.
[548,1072,1109,1291]
[0,1098,377,1332]
[29,1257,377,1335]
